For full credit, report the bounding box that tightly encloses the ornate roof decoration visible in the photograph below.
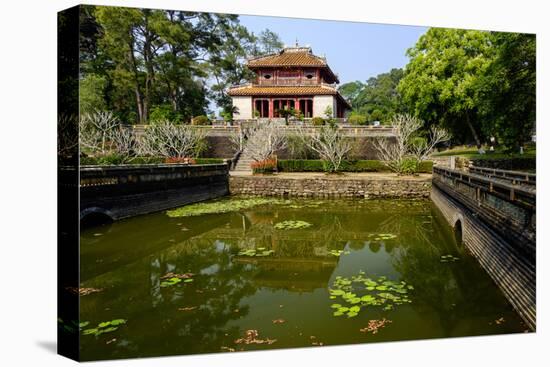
[228,85,338,96]
[247,46,338,83]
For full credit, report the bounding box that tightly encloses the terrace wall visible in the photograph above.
[229,174,431,198]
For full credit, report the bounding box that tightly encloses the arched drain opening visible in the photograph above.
[81,210,114,229]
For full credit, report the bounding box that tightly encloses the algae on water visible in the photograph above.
[166,198,280,217]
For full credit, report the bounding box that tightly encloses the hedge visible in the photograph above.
[469,157,535,171]
[277,159,433,173]
[194,158,225,165]
[80,155,225,166]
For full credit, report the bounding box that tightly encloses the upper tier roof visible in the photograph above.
[247,46,339,83]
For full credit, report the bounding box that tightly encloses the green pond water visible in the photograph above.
[78,198,526,360]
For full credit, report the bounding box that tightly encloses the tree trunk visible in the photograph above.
[465,113,482,149]
[127,37,145,124]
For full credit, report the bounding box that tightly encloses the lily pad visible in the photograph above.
[274,220,313,230]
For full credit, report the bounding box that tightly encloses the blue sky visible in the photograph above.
[239,15,427,84]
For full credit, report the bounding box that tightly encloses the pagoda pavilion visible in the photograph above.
[228,45,351,120]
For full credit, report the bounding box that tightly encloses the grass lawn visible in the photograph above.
[432,145,536,160]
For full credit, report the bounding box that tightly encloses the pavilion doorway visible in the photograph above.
[299,99,313,118]
[273,99,295,117]
[254,99,269,118]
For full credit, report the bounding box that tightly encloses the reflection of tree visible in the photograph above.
[80,236,259,360]
[389,205,520,336]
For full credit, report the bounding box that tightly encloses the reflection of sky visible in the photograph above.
[209,14,426,115]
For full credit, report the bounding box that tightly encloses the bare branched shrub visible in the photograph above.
[296,126,352,173]
[410,126,451,161]
[58,113,79,161]
[245,122,287,162]
[139,120,207,159]
[110,127,139,163]
[80,111,121,155]
[374,114,450,174]
[229,125,255,153]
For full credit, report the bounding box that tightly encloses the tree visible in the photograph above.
[398,29,495,150]
[477,33,536,150]
[296,126,352,173]
[339,69,405,123]
[245,123,287,162]
[374,114,449,174]
[80,74,108,113]
[88,6,253,123]
[139,121,207,158]
[80,111,121,155]
[338,81,364,104]
[249,29,284,56]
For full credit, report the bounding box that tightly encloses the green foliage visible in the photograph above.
[273,220,312,230]
[398,29,496,146]
[82,319,127,337]
[237,248,275,257]
[397,158,420,175]
[323,106,333,119]
[194,158,225,165]
[339,68,405,124]
[311,117,325,126]
[329,272,413,318]
[347,113,367,125]
[191,115,211,126]
[79,74,108,114]
[149,104,183,124]
[277,159,433,173]
[86,6,267,123]
[249,29,284,56]
[166,198,281,217]
[476,33,536,149]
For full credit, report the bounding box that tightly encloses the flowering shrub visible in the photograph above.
[251,158,277,174]
[164,157,196,164]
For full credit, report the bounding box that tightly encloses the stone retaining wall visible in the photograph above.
[431,185,536,330]
[77,164,229,221]
[229,174,431,198]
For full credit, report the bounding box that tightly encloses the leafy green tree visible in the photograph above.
[339,69,405,123]
[79,74,108,113]
[249,29,284,56]
[477,33,536,150]
[398,29,495,149]
[88,6,253,124]
[338,81,364,103]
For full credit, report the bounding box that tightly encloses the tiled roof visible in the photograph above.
[228,85,339,96]
[248,47,326,67]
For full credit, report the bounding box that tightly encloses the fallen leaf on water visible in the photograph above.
[234,330,277,345]
[495,317,505,325]
[106,338,117,345]
[178,306,197,311]
[272,319,285,324]
[161,272,193,280]
[360,319,392,335]
[220,346,235,352]
[66,287,103,296]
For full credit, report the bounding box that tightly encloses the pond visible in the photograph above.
[78,198,526,360]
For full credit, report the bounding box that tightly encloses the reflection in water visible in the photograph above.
[79,199,526,361]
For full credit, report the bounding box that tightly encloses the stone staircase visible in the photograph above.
[232,129,257,172]
[233,147,254,172]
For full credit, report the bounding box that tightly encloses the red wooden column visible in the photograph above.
[269,98,274,118]
[295,98,300,113]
